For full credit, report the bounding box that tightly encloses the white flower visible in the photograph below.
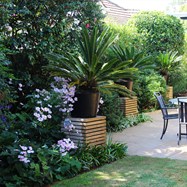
[35,94,40,98]
[61,152,67,156]
[74,97,78,101]
[99,97,104,104]
[42,115,47,120]
[54,88,60,93]
[27,150,34,154]
[60,108,66,112]
[18,155,24,159]
[20,145,27,151]
[8,79,12,84]
[34,112,40,118]
[35,107,40,111]
[18,83,23,87]
[43,107,50,112]
[38,117,44,122]
[47,115,52,119]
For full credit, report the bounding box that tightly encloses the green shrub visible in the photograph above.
[99,92,151,131]
[123,113,152,127]
[75,140,127,171]
[133,70,167,111]
[99,92,125,131]
[169,63,187,95]
[128,11,185,55]
[170,33,187,95]
[0,43,15,104]
[106,22,142,49]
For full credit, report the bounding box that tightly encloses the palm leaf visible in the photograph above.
[45,26,137,96]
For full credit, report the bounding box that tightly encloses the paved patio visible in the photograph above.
[111,110,187,160]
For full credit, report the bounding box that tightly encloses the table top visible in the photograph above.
[169,97,187,105]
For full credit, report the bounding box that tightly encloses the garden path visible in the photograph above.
[111,110,187,160]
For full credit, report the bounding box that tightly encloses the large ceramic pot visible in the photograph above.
[71,90,100,118]
[117,79,133,91]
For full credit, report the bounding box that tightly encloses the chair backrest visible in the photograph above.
[178,99,187,123]
[154,92,168,118]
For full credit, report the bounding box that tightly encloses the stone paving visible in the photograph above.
[111,110,187,160]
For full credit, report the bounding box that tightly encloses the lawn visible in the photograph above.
[52,156,187,187]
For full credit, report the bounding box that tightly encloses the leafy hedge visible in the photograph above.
[128,11,185,55]
[106,22,142,50]
[133,70,167,111]
[169,63,187,95]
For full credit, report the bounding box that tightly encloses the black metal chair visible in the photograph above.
[154,92,178,139]
[178,98,187,145]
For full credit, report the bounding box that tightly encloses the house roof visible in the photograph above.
[101,0,139,24]
[167,12,187,20]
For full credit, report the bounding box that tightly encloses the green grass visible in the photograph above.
[52,156,187,187]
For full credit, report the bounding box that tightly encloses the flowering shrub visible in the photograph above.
[0,75,127,187]
[63,118,75,131]
[51,77,77,114]
[31,77,77,126]
[0,77,80,186]
[33,89,53,122]
[17,145,34,163]
[57,138,77,156]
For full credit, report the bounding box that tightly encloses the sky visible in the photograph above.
[109,0,171,11]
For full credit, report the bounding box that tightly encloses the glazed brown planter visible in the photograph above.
[117,79,133,91]
[71,90,100,118]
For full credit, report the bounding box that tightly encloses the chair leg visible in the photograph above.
[160,119,168,139]
[178,123,181,145]
[164,120,168,134]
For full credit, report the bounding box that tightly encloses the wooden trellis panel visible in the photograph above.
[120,97,138,117]
[62,116,106,146]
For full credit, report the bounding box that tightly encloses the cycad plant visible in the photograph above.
[46,27,137,95]
[45,26,137,117]
[112,45,153,70]
[156,51,182,84]
[111,45,153,90]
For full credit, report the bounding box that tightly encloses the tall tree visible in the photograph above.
[0,0,105,105]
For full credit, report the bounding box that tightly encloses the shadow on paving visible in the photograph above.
[111,110,187,160]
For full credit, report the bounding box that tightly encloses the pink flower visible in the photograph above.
[86,23,90,28]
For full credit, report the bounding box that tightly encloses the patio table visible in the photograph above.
[169,97,187,105]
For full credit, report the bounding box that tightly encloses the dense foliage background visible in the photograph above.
[0,0,104,92]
